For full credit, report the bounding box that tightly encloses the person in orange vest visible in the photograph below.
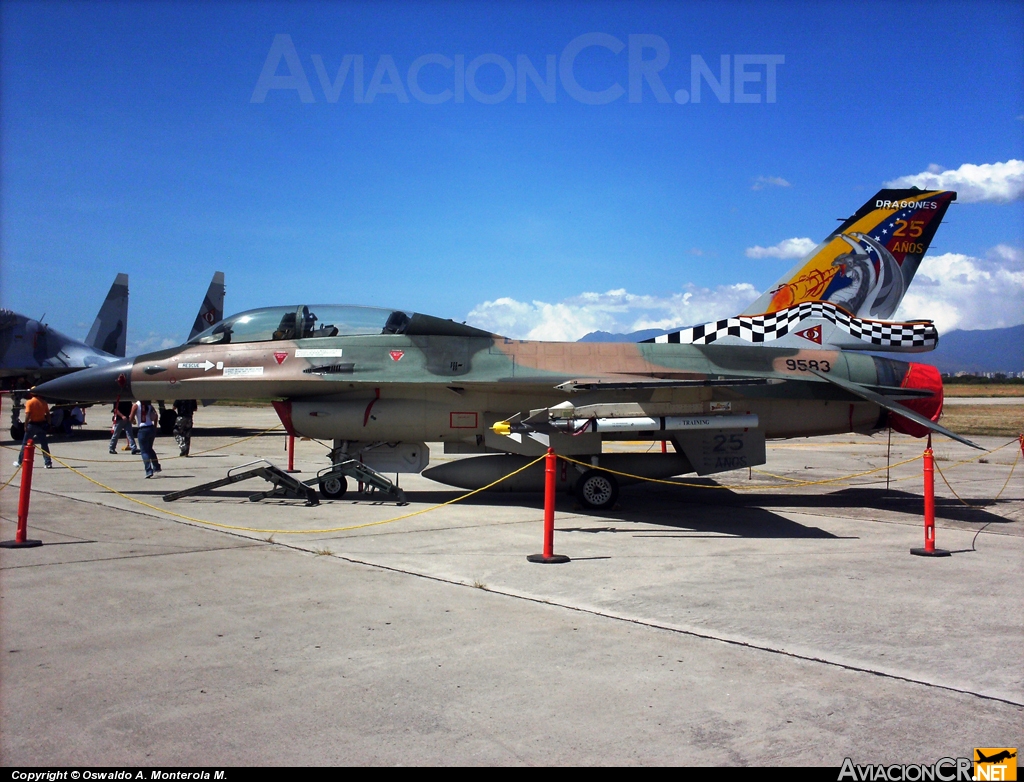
[14,390,54,469]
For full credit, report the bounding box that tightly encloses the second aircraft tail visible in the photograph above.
[84,273,129,357]
[189,272,225,341]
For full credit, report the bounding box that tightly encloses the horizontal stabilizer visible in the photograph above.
[810,370,981,449]
[644,301,938,353]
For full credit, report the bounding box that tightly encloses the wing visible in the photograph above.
[811,369,981,449]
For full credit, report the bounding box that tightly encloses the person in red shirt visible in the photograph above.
[109,399,139,454]
[15,390,54,469]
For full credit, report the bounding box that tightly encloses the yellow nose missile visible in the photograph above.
[491,421,512,437]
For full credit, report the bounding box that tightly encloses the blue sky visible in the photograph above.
[2,0,1022,350]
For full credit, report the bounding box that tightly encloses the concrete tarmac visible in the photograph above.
[1,402,1021,765]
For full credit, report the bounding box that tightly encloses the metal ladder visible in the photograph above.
[319,458,407,504]
[162,459,320,506]
[162,458,407,507]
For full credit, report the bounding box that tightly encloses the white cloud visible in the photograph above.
[894,246,1024,331]
[885,160,1024,203]
[467,284,759,341]
[751,176,791,190]
[467,245,1024,340]
[744,237,816,259]
[128,333,180,355]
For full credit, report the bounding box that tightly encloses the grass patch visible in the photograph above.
[940,404,1024,437]
[944,384,1024,398]
[313,547,334,556]
[209,399,279,408]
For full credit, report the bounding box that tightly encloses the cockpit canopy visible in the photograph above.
[187,304,493,345]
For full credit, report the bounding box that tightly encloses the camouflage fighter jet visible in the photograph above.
[2,273,128,439]
[36,188,978,509]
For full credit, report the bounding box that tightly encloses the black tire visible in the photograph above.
[10,421,25,442]
[159,409,177,436]
[575,469,619,510]
[319,474,348,500]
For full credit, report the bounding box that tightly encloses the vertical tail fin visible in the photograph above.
[742,189,956,319]
[189,272,225,340]
[85,273,129,357]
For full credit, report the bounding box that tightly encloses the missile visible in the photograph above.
[422,452,693,492]
[491,413,759,438]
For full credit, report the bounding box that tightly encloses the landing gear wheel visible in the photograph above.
[159,409,177,436]
[320,474,348,500]
[10,421,25,442]
[575,469,618,510]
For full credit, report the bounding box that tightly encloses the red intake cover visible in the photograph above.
[271,400,296,437]
[889,363,943,438]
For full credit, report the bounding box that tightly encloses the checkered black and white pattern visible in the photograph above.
[644,301,938,348]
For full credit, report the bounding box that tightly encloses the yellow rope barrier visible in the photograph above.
[993,449,1019,502]
[557,452,925,490]
[934,447,1021,509]
[8,426,1020,535]
[42,451,546,536]
[748,436,1021,489]
[0,423,286,464]
[0,462,22,493]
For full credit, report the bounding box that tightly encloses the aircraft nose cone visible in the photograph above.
[34,357,135,402]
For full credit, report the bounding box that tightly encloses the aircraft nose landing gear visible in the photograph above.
[8,392,25,442]
[318,474,348,500]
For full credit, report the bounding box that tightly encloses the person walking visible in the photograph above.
[14,390,54,469]
[130,399,162,478]
[172,399,197,456]
[109,399,140,454]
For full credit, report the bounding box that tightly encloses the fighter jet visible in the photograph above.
[2,273,128,439]
[36,188,979,509]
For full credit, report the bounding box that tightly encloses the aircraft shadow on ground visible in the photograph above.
[134,478,1017,541]
[136,481,833,539]
[396,486,843,539]
[400,478,1017,536]
[718,485,1017,526]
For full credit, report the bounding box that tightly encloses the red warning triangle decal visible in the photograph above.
[796,325,822,344]
[274,352,288,364]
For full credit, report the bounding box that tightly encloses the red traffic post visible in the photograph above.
[528,448,570,564]
[911,435,949,557]
[1,438,42,549]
